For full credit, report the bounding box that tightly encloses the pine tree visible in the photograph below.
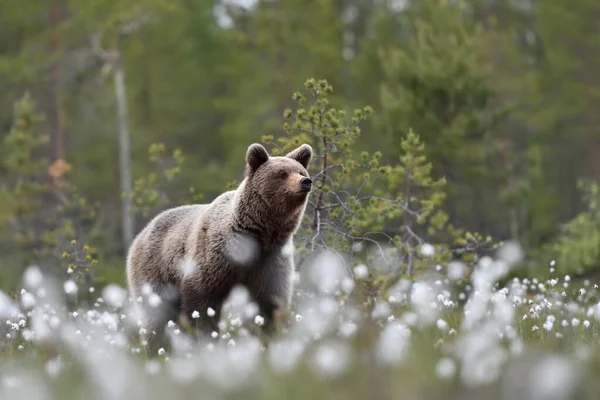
[263,78,490,280]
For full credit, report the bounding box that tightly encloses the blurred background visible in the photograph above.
[0,0,598,290]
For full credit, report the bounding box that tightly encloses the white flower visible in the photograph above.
[20,292,36,310]
[312,341,351,378]
[341,277,355,294]
[340,322,358,338]
[192,310,200,319]
[353,264,369,280]
[371,301,392,320]
[376,322,411,366]
[254,315,265,326]
[145,360,161,375]
[420,243,435,257]
[23,266,43,289]
[436,319,449,332]
[207,307,216,317]
[148,293,162,308]
[447,261,465,281]
[102,284,127,308]
[436,358,456,379]
[63,280,78,295]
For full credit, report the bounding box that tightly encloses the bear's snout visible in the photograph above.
[300,177,313,191]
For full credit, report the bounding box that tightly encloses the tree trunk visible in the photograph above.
[113,54,135,252]
[51,0,65,161]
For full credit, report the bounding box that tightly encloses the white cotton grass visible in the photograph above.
[0,292,20,321]
[253,315,264,326]
[307,250,348,295]
[19,292,36,310]
[409,280,441,324]
[447,261,466,281]
[420,243,435,257]
[371,300,392,320]
[376,321,411,366]
[223,232,260,268]
[1,241,599,398]
[496,240,524,267]
[220,284,258,328]
[63,280,78,296]
[102,284,127,309]
[289,296,340,339]
[435,357,456,380]
[22,265,44,290]
[341,276,355,295]
[353,264,369,280]
[147,293,162,308]
[311,341,352,378]
[200,337,262,391]
[179,257,197,278]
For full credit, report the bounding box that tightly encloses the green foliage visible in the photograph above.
[377,1,500,156]
[0,94,99,288]
[129,142,203,219]
[540,180,600,278]
[374,0,512,241]
[264,78,490,278]
[0,0,599,286]
[0,93,48,229]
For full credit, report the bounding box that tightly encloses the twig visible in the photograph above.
[90,32,119,63]
[321,221,390,266]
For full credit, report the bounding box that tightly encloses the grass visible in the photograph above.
[2,245,600,400]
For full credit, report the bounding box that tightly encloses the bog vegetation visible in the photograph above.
[1,0,600,399]
[1,79,600,400]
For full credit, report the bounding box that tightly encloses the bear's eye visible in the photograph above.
[279,171,289,179]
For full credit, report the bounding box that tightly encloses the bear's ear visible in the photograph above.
[286,144,313,169]
[246,143,270,173]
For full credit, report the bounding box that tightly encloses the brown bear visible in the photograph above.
[125,143,313,353]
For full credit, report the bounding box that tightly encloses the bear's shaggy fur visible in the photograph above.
[126,143,313,352]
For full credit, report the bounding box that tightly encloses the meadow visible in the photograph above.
[2,241,599,400]
[2,1,600,398]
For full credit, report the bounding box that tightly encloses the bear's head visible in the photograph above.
[243,143,313,215]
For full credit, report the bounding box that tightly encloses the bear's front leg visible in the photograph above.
[247,256,294,337]
[179,277,222,340]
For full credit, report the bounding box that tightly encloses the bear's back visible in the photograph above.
[127,204,207,293]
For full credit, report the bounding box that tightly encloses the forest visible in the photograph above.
[1,0,600,399]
